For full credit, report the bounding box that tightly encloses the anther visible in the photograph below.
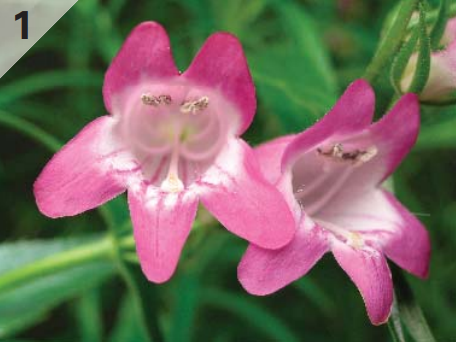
[141,94,172,106]
[180,96,209,114]
[317,143,377,166]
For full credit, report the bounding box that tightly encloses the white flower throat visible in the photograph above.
[119,87,227,193]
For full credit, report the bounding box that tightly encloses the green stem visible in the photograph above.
[0,237,113,295]
[364,0,419,83]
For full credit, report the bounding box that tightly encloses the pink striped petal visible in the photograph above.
[34,116,126,218]
[282,79,375,170]
[128,188,198,283]
[382,191,431,278]
[332,242,393,325]
[238,223,328,295]
[199,138,295,250]
[103,22,179,113]
[183,33,256,135]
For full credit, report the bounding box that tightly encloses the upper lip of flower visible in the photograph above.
[238,79,431,325]
[34,21,296,284]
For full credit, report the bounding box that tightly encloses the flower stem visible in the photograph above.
[364,0,419,83]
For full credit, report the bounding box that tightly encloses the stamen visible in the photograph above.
[141,94,172,106]
[180,96,209,114]
[317,143,377,166]
[160,132,184,193]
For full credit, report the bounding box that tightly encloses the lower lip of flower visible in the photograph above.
[114,83,231,192]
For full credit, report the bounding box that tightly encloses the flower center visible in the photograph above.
[291,140,378,244]
[117,84,229,192]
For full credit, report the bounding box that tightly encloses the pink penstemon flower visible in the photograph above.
[34,22,295,283]
[238,80,431,325]
[401,17,456,101]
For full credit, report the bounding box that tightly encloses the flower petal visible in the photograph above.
[332,242,393,325]
[34,116,126,218]
[183,33,256,135]
[282,79,375,170]
[103,22,179,113]
[369,93,420,181]
[382,190,431,278]
[238,222,328,295]
[199,138,295,249]
[128,188,198,283]
[254,135,295,184]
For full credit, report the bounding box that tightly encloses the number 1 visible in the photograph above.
[15,11,29,39]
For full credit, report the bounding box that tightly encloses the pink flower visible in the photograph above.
[401,18,456,101]
[34,22,295,283]
[238,80,431,325]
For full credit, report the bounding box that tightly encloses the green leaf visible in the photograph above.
[250,0,337,133]
[391,265,436,342]
[0,71,102,107]
[0,237,114,338]
[202,288,300,342]
[0,110,62,152]
[409,2,431,94]
[430,0,449,50]
[75,290,103,342]
[388,298,407,342]
[168,273,200,342]
[108,295,150,342]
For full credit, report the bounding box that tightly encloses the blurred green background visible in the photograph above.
[0,0,455,341]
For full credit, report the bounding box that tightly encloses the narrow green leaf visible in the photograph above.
[391,31,419,93]
[0,71,102,106]
[108,295,149,342]
[203,288,300,342]
[168,273,200,342]
[0,110,61,151]
[388,297,407,342]
[391,265,436,342]
[430,0,449,49]
[0,237,114,338]
[75,290,103,342]
[409,2,431,94]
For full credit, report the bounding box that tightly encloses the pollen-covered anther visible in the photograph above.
[317,143,377,166]
[160,173,184,193]
[180,96,209,114]
[141,94,172,106]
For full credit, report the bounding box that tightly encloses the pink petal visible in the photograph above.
[282,79,375,170]
[183,33,256,135]
[332,242,393,325]
[128,188,198,283]
[382,190,431,278]
[199,138,296,249]
[103,22,179,113]
[254,135,295,184]
[238,223,328,295]
[369,93,420,181]
[34,116,126,218]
